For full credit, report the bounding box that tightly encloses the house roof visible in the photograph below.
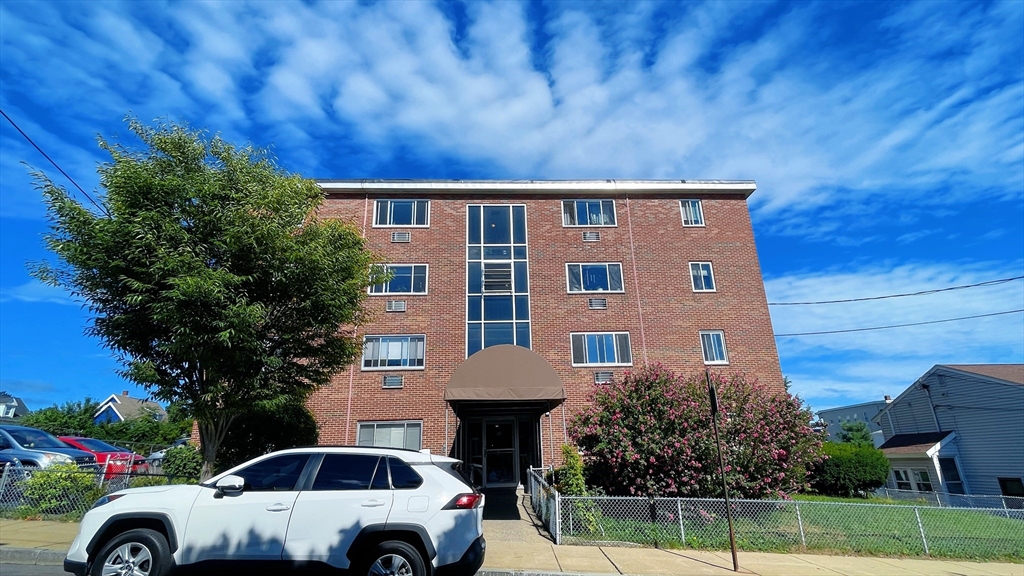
[879,431,953,455]
[940,364,1024,385]
[0,392,30,417]
[316,179,758,198]
[94,393,166,421]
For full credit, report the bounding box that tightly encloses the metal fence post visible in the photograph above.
[0,464,9,497]
[554,490,562,545]
[795,502,807,550]
[677,499,685,544]
[1002,498,1010,519]
[914,506,929,555]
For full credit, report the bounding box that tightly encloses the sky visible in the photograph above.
[1,0,1022,414]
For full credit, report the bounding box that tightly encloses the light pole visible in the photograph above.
[707,369,739,572]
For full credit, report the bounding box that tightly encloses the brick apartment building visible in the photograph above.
[308,179,783,488]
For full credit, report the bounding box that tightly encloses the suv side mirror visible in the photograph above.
[215,475,245,495]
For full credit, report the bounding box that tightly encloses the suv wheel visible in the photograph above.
[362,540,426,576]
[91,528,170,576]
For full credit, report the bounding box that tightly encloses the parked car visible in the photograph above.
[0,425,98,470]
[0,451,22,473]
[146,437,190,470]
[59,436,149,479]
[64,446,486,576]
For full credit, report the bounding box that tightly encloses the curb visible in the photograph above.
[0,546,67,565]
[478,571,620,576]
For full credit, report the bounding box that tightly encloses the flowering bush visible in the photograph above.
[570,365,825,499]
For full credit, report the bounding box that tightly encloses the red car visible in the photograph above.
[58,436,149,479]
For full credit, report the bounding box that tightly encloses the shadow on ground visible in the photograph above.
[481,488,521,521]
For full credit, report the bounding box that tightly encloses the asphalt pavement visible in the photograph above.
[0,564,63,576]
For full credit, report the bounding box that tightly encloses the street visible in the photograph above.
[0,565,62,576]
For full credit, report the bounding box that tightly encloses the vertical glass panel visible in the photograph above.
[616,333,631,364]
[690,263,701,290]
[609,264,623,291]
[603,335,617,362]
[512,206,526,244]
[562,201,576,225]
[468,206,481,244]
[484,322,515,347]
[571,334,586,364]
[468,246,482,260]
[514,262,529,294]
[515,322,531,348]
[405,424,422,451]
[391,201,413,225]
[483,206,511,244]
[413,266,427,293]
[586,334,601,364]
[567,265,582,292]
[389,266,412,293]
[515,296,530,320]
[468,262,482,294]
[513,246,527,260]
[468,296,482,321]
[582,264,609,291]
[358,425,374,446]
[703,264,714,290]
[483,295,514,320]
[587,201,602,225]
[467,323,482,356]
[601,200,615,225]
[375,201,388,226]
[415,201,428,226]
[576,202,588,227]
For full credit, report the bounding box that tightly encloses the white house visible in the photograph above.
[817,398,892,447]
[873,364,1024,498]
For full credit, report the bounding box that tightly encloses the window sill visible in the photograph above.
[562,224,618,229]
[681,224,707,228]
[368,292,429,297]
[361,366,426,372]
[572,362,633,368]
[692,289,717,293]
[568,290,626,295]
[370,224,431,229]
[703,361,730,366]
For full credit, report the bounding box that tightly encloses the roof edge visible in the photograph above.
[316,179,757,198]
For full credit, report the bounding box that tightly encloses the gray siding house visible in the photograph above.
[817,398,892,447]
[873,364,1024,498]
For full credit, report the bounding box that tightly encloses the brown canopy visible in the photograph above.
[444,344,566,402]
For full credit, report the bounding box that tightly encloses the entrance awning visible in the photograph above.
[445,345,566,402]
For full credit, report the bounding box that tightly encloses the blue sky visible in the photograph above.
[1,0,1022,414]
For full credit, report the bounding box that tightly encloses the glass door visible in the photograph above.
[484,420,518,487]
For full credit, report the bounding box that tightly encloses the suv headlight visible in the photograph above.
[42,453,73,465]
[91,494,124,510]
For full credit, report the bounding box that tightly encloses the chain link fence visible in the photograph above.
[873,487,1024,510]
[0,464,196,521]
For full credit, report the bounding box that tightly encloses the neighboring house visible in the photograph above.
[873,364,1024,498]
[0,392,30,420]
[307,179,785,487]
[817,397,892,447]
[93,391,167,424]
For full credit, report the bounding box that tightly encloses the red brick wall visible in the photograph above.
[307,192,783,467]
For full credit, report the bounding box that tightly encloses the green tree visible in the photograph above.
[19,400,100,437]
[810,442,890,497]
[31,118,384,479]
[215,401,319,473]
[838,421,875,447]
[19,397,191,447]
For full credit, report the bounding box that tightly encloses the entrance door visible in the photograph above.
[484,420,518,487]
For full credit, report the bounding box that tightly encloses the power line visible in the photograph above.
[0,108,108,216]
[775,309,1023,337]
[768,276,1023,306]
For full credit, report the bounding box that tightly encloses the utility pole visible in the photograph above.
[707,369,739,572]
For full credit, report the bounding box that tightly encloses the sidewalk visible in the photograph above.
[2,519,1021,575]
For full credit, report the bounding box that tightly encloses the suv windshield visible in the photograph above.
[8,429,67,449]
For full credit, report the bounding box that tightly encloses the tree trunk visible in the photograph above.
[197,415,232,481]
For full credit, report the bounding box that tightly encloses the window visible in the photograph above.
[938,458,964,494]
[913,469,934,492]
[690,262,715,292]
[357,421,423,451]
[482,263,513,292]
[234,454,310,492]
[680,199,705,226]
[374,199,429,227]
[362,335,425,369]
[369,265,428,295]
[567,263,624,293]
[893,469,913,491]
[570,332,632,366]
[312,454,384,491]
[700,330,728,365]
[388,457,423,489]
[562,200,616,226]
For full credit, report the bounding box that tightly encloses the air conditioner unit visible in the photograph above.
[582,231,601,242]
[588,298,608,310]
[386,300,407,312]
[391,231,412,243]
[382,375,404,389]
[594,371,614,384]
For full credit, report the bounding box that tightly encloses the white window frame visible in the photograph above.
[699,330,729,365]
[357,420,423,450]
[893,468,913,491]
[561,199,617,227]
[361,335,426,371]
[680,199,705,227]
[565,263,625,294]
[369,264,429,296]
[570,332,633,367]
[689,262,716,292]
[912,469,934,492]
[372,199,430,228]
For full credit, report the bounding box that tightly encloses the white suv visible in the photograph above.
[63,447,486,576]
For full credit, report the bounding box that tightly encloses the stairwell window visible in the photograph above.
[562,200,616,227]
[700,330,728,365]
[571,332,632,367]
[369,264,428,295]
[362,335,425,370]
[680,199,705,227]
[690,262,715,292]
[566,263,624,293]
[374,199,429,227]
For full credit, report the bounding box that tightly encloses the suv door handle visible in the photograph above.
[361,499,386,507]
[266,503,291,512]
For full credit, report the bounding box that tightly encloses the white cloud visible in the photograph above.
[0,280,77,305]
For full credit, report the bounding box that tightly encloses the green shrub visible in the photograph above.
[163,445,202,479]
[214,401,318,473]
[810,442,890,497]
[128,475,172,488]
[20,463,98,515]
[558,445,588,496]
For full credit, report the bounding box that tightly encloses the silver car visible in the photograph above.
[0,425,98,469]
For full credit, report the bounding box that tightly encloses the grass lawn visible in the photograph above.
[559,497,1024,562]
